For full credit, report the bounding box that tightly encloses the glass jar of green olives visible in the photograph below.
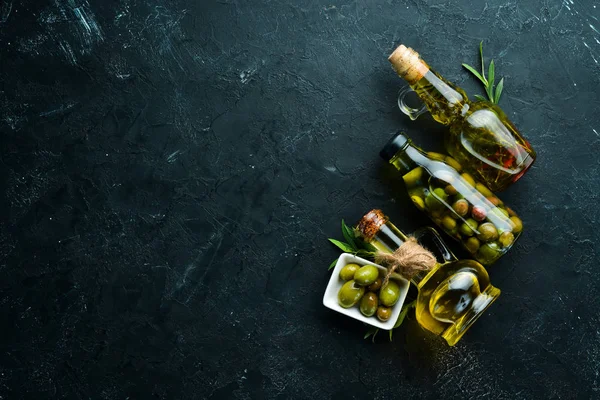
[380,132,524,266]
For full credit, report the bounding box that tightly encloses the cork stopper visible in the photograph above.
[357,209,388,242]
[388,44,430,84]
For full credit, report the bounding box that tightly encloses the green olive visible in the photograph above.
[339,263,360,281]
[460,172,475,187]
[442,215,457,230]
[486,196,502,206]
[475,183,494,198]
[509,216,523,234]
[338,280,365,308]
[360,292,379,317]
[427,152,446,161]
[376,306,392,322]
[452,199,469,217]
[433,187,448,201]
[477,242,502,264]
[464,237,480,253]
[402,167,423,188]
[430,210,444,220]
[368,277,383,292]
[425,188,448,211]
[499,231,515,248]
[459,218,478,237]
[445,184,458,196]
[411,195,425,210]
[477,222,499,242]
[506,207,517,217]
[445,156,462,172]
[425,194,440,211]
[490,207,509,219]
[354,265,379,286]
[379,280,401,307]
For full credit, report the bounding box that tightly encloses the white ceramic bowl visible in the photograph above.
[323,253,410,330]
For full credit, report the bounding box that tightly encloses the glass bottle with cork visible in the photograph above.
[380,131,523,266]
[357,209,500,346]
[388,44,535,192]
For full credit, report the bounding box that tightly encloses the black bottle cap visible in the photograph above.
[380,131,409,161]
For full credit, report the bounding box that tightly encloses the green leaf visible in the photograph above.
[364,326,378,340]
[341,220,357,250]
[462,63,486,85]
[328,258,338,270]
[494,77,504,104]
[393,300,416,329]
[356,234,378,253]
[371,328,379,343]
[363,242,378,253]
[487,60,495,101]
[355,249,376,259]
[479,41,485,79]
[328,238,354,253]
[389,300,417,342]
[474,94,487,102]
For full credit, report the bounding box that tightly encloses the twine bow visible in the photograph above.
[375,237,437,287]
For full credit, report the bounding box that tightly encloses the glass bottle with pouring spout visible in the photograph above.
[389,44,536,192]
[357,209,500,346]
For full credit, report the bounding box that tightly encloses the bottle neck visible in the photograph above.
[410,69,469,125]
[411,69,467,105]
[410,271,428,287]
[366,219,428,287]
[389,142,430,175]
[388,45,469,125]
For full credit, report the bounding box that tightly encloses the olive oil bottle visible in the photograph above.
[389,44,536,192]
[357,209,500,346]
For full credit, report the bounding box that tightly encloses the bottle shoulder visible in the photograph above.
[458,100,506,122]
[418,259,491,287]
[417,158,461,182]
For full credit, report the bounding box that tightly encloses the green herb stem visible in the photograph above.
[462,41,505,104]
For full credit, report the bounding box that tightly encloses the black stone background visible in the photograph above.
[1,0,599,398]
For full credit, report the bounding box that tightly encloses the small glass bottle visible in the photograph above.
[357,209,500,346]
[380,131,523,266]
[389,44,536,192]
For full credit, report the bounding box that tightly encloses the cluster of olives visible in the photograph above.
[403,153,524,265]
[337,263,402,322]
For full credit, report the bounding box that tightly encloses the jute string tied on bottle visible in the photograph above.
[357,209,437,286]
[375,237,437,287]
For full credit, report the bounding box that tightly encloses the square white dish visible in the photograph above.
[323,253,410,330]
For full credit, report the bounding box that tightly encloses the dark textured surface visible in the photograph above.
[1,0,599,398]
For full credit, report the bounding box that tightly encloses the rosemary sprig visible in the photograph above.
[328,220,416,342]
[462,41,505,104]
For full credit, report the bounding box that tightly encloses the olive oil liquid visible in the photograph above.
[413,260,499,346]
[445,101,535,190]
[412,70,467,125]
